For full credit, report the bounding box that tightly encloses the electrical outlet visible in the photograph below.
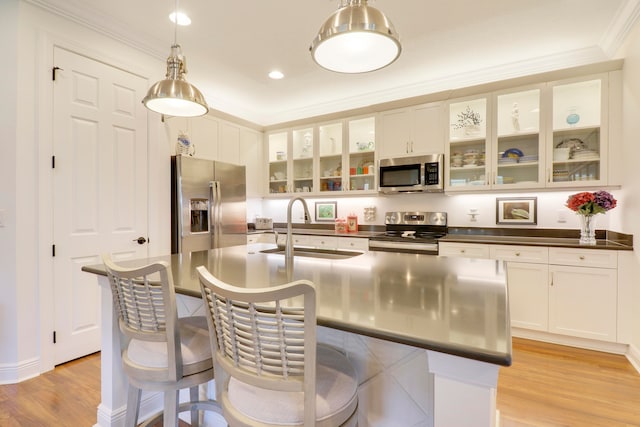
[557,209,567,223]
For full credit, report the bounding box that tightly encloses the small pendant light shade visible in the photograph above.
[310,0,401,73]
[143,44,209,117]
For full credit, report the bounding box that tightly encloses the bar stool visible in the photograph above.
[197,265,359,427]
[103,255,223,427]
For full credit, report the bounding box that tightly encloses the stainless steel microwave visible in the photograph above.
[378,154,444,193]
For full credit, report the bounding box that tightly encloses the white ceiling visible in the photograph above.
[31,0,639,126]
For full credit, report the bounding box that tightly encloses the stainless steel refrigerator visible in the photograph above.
[171,155,247,254]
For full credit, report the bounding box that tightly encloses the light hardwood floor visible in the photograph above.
[1,338,639,426]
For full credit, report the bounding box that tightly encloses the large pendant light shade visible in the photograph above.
[143,45,208,117]
[310,0,401,73]
[142,0,209,117]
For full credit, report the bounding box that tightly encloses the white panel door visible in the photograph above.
[52,47,149,364]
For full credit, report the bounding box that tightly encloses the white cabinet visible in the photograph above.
[219,122,241,165]
[378,102,444,158]
[240,129,263,198]
[438,242,490,258]
[266,116,376,197]
[546,77,607,187]
[445,73,618,192]
[440,242,620,343]
[548,248,618,342]
[490,245,549,331]
[446,87,544,190]
[337,237,369,251]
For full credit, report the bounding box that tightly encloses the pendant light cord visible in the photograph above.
[174,0,179,45]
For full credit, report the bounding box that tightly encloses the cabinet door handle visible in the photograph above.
[460,249,466,253]
[547,168,551,183]
[550,272,554,286]
[579,255,585,260]
[515,252,521,256]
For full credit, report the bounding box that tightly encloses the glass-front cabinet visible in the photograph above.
[268,132,288,194]
[318,122,343,192]
[292,128,314,193]
[265,116,376,197]
[348,117,376,191]
[548,78,604,187]
[494,88,542,188]
[447,97,490,189]
[446,74,609,191]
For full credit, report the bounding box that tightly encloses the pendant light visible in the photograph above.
[310,0,401,74]
[142,0,209,117]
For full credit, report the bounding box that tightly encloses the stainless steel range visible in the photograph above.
[368,211,447,255]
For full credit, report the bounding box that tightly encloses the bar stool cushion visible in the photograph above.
[227,345,358,424]
[127,316,213,375]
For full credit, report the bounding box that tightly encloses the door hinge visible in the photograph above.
[52,155,55,169]
[52,244,55,257]
[52,66,62,81]
[53,331,57,344]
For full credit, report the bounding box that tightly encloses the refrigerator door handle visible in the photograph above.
[210,180,221,248]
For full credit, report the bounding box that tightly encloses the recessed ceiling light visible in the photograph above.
[268,70,285,80]
[169,12,191,26]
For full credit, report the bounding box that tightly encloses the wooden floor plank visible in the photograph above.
[1,338,639,426]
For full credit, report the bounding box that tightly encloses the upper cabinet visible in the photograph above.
[265,116,376,197]
[445,73,616,192]
[494,87,543,189]
[378,102,445,159]
[347,117,376,191]
[267,131,290,194]
[446,96,491,189]
[547,78,606,187]
[318,121,343,193]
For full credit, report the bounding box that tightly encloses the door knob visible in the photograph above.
[133,237,147,245]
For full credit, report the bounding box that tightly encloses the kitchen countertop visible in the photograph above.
[83,243,512,366]
[442,227,633,250]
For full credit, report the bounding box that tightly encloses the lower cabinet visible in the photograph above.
[438,242,619,343]
[274,233,368,252]
[548,249,618,342]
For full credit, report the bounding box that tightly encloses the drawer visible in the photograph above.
[490,245,548,264]
[292,234,338,249]
[438,242,490,259]
[548,247,617,269]
[337,237,368,251]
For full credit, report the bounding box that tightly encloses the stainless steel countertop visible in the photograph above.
[84,244,512,366]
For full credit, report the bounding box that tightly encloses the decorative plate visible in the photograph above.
[502,148,524,158]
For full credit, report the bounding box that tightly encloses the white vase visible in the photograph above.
[464,124,480,136]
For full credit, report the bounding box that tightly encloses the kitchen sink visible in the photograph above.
[260,247,363,260]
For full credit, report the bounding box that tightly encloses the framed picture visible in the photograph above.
[496,197,537,225]
[315,201,337,222]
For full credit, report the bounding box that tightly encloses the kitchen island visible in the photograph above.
[84,244,511,427]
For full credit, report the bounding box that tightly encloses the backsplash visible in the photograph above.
[251,189,624,232]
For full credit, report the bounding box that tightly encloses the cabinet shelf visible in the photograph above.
[497,161,539,168]
[553,158,600,165]
[497,131,539,141]
[450,165,485,171]
[449,136,486,144]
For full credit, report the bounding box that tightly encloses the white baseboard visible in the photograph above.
[626,343,640,374]
[0,357,40,384]
[512,328,628,354]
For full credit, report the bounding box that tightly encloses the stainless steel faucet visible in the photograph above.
[286,197,311,258]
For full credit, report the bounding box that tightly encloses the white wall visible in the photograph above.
[0,0,19,368]
[617,18,640,363]
[0,1,169,381]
